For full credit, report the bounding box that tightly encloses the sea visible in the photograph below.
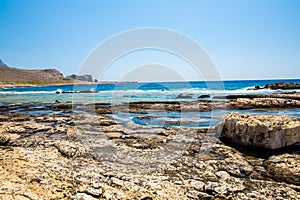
[1,79,300,104]
[1,79,300,128]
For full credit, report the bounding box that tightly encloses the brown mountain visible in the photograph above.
[0,60,72,85]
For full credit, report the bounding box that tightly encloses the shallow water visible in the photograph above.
[1,80,300,129]
[108,108,300,128]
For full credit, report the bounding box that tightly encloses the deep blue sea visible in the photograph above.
[1,79,300,104]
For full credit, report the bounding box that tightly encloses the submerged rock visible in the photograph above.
[176,94,194,99]
[198,94,210,98]
[216,113,300,149]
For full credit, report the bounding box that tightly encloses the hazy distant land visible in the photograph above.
[0,59,122,88]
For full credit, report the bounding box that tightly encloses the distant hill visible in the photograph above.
[0,59,9,68]
[0,60,73,85]
[0,59,101,87]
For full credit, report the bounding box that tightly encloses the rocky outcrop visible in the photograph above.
[213,92,300,100]
[264,82,300,90]
[66,74,94,82]
[264,154,300,185]
[0,104,300,199]
[41,69,63,77]
[216,113,300,149]
[228,98,300,109]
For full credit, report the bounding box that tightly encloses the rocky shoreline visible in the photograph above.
[0,93,300,199]
[248,82,300,90]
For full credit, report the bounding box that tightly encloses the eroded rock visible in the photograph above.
[216,113,300,149]
[264,82,300,90]
[264,153,300,185]
[0,104,300,199]
[54,140,88,158]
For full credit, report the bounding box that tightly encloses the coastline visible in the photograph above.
[0,82,299,199]
[0,81,136,89]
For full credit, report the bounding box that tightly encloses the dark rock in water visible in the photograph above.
[216,113,300,149]
[247,82,300,90]
[55,89,95,94]
[177,94,193,99]
[74,90,95,94]
[247,86,261,90]
[213,94,263,99]
[214,93,300,101]
[264,82,300,90]
[198,95,210,98]
[213,95,248,99]
[213,94,273,99]
[55,89,63,94]
[255,85,261,90]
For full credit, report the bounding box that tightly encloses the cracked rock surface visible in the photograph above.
[0,103,299,199]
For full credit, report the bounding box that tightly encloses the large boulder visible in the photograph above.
[264,153,300,185]
[216,113,300,149]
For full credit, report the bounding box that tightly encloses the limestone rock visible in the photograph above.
[216,113,300,149]
[105,132,123,139]
[228,98,300,109]
[0,133,9,145]
[264,153,300,185]
[54,140,87,158]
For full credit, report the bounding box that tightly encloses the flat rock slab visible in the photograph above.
[216,113,300,149]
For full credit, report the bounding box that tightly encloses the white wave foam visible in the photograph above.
[0,91,56,94]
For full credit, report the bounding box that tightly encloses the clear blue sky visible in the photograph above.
[1,0,300,80]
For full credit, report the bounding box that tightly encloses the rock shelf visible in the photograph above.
[0,93,300,199]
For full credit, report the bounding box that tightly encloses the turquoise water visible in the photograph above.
[108,108,300,128]
[1,79,300,104]
[1,79,300,129]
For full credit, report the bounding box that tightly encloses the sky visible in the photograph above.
[1,0,300,81]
